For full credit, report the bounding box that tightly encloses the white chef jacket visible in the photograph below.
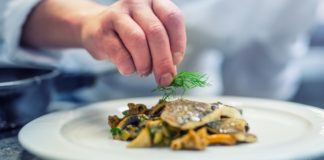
[0,0,318,100]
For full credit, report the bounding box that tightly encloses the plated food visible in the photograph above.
[108,98,257,150]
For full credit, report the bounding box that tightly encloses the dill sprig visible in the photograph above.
[153,71,210,100]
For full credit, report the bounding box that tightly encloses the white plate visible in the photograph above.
[19,96,324,160]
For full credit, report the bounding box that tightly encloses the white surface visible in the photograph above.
[19,96,324,160]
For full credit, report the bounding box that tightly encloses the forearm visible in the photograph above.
[21,0,106,48]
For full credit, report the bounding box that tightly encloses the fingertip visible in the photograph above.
[158,73,173,86]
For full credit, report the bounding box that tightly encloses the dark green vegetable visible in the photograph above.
[153,71,210,100]
[122,110,129,116]
[110,127,122,136]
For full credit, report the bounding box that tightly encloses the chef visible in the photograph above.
[0,0,318,102]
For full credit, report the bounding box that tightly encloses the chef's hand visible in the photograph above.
[81,0,186,86]
[21,0,186,86]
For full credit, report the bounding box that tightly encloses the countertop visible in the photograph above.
[0,129,39,160]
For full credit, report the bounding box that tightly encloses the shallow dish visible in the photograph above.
[19,96,324,160]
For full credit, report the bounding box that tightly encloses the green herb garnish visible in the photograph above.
[153,71,210,100]
[110,127,122,136]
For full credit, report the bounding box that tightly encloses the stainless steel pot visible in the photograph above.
[0,67,59,130]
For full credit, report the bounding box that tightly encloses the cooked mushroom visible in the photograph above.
[148,102,166,117]
[207,118,248,134]
[117,115,141,129]
[128,103,148,115]
[108,115,120,128]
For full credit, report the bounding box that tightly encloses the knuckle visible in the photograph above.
[108,43,124,55]
[147,23,164,36]
[115,53,132,66]
[164,10,183,24]
[157,57,173,70]
[106,10,124,26]
[128,30,146,43]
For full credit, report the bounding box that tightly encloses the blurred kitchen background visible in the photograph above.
[292,1,324,107]
[45,0,324,109]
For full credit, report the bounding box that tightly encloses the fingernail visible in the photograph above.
[140,73,148,77]
[118,65,135,76]
[159,73,173,86]
[173,52,184,65]
[119,69,132,76]
[140,73,149,77]
[140,70,151,77]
